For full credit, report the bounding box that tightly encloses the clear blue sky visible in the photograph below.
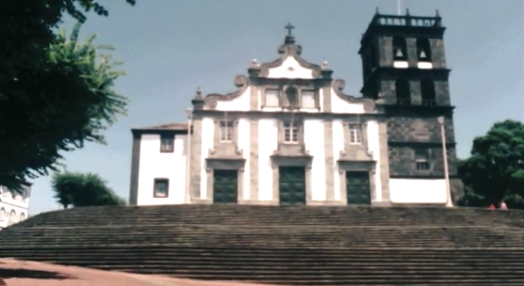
[29,0,524,215]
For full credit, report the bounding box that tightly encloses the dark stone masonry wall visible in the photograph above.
[388,146,459,177]
[387,117,456,143]
[386,116,459,178]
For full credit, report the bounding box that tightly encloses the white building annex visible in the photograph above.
[0,184,31,229]
[129,17,464,207]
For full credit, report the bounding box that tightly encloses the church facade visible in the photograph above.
[0,184,31,229]
[129,11,464,207]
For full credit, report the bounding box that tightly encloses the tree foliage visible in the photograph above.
[0,0,134,192]
[458,120,524,209]
[52,172,126,208]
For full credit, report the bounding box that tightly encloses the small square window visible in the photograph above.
[160,135,174,152]
[265,89,279,107]
[284,122,299,143]
[416,161,430,170]
[154,179,169,198]
[301,90,316,108]
[348,124,362,144]
[220,121,233,142]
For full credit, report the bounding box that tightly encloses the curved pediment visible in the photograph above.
[250,35,329,80]
[202,75,250,110]
[331,79,376,113]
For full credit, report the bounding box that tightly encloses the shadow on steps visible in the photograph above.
[0,268,76,280]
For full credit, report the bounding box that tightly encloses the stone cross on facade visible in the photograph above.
[285,23,295,36]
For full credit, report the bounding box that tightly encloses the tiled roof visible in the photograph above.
[131,123,188,131]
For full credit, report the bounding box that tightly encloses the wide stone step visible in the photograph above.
[113,272,524,284]
[2,248,523,259]
[1,241,518,249]
[20,216,516,226]
[4,205,523,285]
[25,259,524,269]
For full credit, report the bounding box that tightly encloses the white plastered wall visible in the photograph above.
[136,134,187,205]
[390,179,447,204]
[366,120,382,201]
[330,88,367,114]
[258,119,278,200]
[332,120,344,201]
[214,88,251,111]
[267,57,314,79]
[237,118,250,200]
[304,119,326,200]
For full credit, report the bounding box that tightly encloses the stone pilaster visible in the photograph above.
[323,120,335,200]
[189,118,203,201]
[249,119,259,201]
[378,120,391,203]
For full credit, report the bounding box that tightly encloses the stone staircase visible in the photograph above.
[0,205,523,285]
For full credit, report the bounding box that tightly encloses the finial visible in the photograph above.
[285,23,295,36]
[406,8,410,16]
[436,9,440,17]
[194,87,203,100]
[375,7,379,15]
[321,59,329,70]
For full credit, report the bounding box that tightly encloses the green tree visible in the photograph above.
[0,0,134,193]
[52,172,126,208]
[458,120,524,209]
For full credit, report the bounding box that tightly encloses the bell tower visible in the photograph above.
[359,9,464,204]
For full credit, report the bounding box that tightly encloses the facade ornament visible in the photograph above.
[194,87,203,100]
[285,23,295,36]
[251,58,260,67]
[321,59,330,70]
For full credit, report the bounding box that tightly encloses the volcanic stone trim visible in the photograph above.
[249,119,259,201]
[378,120,391,203]
[406,38,418,68]
[259,85,322,110]
[189,118,203,201]
[275,119,308,157]
[250,84,259,110]
[321,84,332,112]
[270,155,313,205]
[128,132,141,205]
[210,119,242,159]
[431,38,447,69]
[337,161,375,205]
[323,120,335,201]
[193,110,386,121]
[205,158,246,203]
[340,121,373,162]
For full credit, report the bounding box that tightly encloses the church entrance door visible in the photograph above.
[213,170,238,204]
[279,166,306,205]
[346,171,371,205]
